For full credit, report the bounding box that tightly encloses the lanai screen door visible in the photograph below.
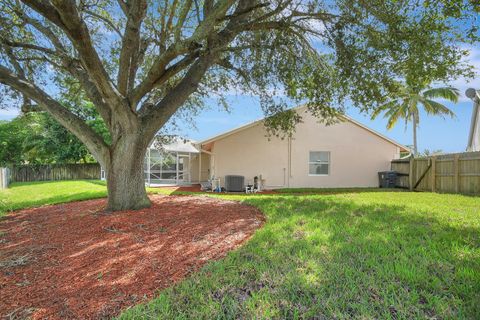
[145,149,192,185]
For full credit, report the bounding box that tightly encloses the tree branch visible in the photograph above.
[174,0,192,42]
[129,0,236,106]
[0,39,57,56]
[3,45,32,113]
[13,7,66,53]
[140,53,216,140]
[84,10,123,38]
[22,0,127,118]
[0,65,109,165]
[10,8,114,127]
[117,0,147,96]
[139,0,256,139]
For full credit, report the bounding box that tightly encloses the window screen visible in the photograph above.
[308,151,330,175]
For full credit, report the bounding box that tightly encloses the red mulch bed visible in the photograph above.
[0,195,264,319]
[156,184,203,193]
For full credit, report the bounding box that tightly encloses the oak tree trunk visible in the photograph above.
[105,135,150,211]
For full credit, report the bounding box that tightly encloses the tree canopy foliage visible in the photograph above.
[0,102,108,166]
[371,85,460,155]
[0,114,89,166]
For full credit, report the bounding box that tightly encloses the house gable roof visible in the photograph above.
[199,105,409,152]
[149,137,199,153]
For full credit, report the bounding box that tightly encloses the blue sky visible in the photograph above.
[172,45,480,153]
[1,47,479,154]
[178,90,477,153]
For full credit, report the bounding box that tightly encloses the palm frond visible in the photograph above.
[370,99,400,120]
[386,111,402,130]
[422,87,460,103]
[385,102,408,130]
[421,99,456,118]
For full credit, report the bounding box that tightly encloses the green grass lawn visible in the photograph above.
[0,180,107,216]
[1,181,479,318]
[153,187,402,196]
[274,187,404,194]
[120,192,480,319]
[0,180,167,217]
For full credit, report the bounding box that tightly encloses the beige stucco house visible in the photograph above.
[186,106,408,189]
[133,106,407,189]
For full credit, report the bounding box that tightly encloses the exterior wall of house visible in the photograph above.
[287,110,400,188]
[209,110,401,189]
[190,153,211,183]
[211,124,289,188]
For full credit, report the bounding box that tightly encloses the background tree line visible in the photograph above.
[0,100,108,166]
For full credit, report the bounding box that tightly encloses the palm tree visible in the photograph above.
[371,86,460,156]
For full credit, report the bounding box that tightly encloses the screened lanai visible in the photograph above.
[144,138,199,186]
[100,137,202,186]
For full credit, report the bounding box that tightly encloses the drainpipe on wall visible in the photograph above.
[267,138,291,189]
[288,136,292,187]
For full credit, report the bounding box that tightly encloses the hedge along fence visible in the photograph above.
[10,163,101,182]
[391,151,480,195]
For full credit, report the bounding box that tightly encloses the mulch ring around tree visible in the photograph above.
[0,195,265,319]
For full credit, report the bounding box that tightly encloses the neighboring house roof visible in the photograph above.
[199,105,409,151]
[149,137,199,153]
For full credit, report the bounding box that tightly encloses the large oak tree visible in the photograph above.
[0,0,475,210]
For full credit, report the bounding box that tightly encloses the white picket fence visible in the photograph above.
[0,167,10,189]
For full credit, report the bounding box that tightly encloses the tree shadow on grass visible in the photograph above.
[274,187,407,195]
[83,179,107,187]
[121,195,480,319]
[163,187,406,197]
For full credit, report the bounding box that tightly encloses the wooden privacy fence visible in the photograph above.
[11,163,101,182]
[391,151,480,195]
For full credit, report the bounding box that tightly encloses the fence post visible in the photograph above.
[431,156,437,192]
[454,154,460,193]
[409,156,414,191]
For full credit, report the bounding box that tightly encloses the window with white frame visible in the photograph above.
[308,151,330,175]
